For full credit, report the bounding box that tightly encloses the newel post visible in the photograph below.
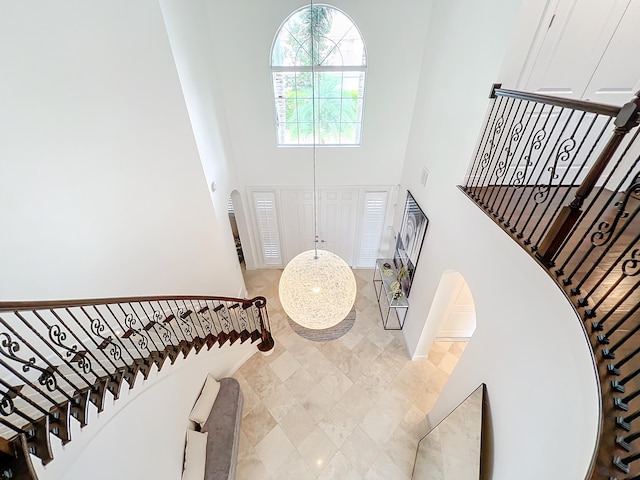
[536,92,640,266]
[254,297,275,353]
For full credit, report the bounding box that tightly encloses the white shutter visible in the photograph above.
[252,191,282,266]
[356,191,388,267]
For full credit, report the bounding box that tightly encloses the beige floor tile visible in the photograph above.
[297,425,338,475]
[272,451,316,480]
[302,383,337,423]
[262,382,298,422]
[284,367,317,401]
[317,452,360,480]
[360,405,397,447]
[269,350,301,381]
[319,367,353,401]
[242,402,278,447]
[340,426,382,476]
[319,403,358,447]
[364,452,409,480]
[255,425,296,475]
[278,403,317,447]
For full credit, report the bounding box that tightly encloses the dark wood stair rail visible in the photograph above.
[461,84,640,479]
[0,295,274,480]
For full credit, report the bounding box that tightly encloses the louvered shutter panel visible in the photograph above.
[252,191,282,266]
[356,191,387,267]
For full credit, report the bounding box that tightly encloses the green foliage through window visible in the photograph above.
[271,5,366,146]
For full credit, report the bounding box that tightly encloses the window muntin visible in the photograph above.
[271,5,366,146]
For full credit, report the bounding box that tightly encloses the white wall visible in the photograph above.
[160,0,249,285]
[34,342,256,480]
[398,0,600,478]
[0,0,243,300]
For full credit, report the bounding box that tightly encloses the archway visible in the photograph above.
[413,270,476,360]
[228,190,255,269]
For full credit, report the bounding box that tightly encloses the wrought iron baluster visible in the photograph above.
[187,300,208,338]
[601,301,640,359]
[172,300,195,340]
[467,91,505,197]
[516,107,574,243]
[81,306,126,366]
[567,205,640,296]
[49,308,114,383]
[493,99,538,221]
[504,103,556,232]
[0,317,77,400]
[32,311,93,381]
[479,97,518,208]
[553,131,640,274]
[138,301,173,347]
[526,111,593,249]
[486,98,527,214]
[65,307,120,372]
[14,311,93,390]
[151,300,182,342]
[586,248,640,324]
[530,114,609,250]
[194,300,214,336]
[536,92,640,264]
[0,346,62,408]
[0,380,49,418]
[121,306,151,353]
[469,98,509,199]
[466,85,502,192]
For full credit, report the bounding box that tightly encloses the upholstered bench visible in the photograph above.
[182,376,244,480]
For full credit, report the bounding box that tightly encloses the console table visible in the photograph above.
[373,258,409,330]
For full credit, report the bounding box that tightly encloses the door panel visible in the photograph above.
[523,0,632,104]
[279,189,315,262]
[318,189,358,265]
[583,0,640,105]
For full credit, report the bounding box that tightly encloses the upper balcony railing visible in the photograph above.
[0,294,274,479]
[461,84,640,480]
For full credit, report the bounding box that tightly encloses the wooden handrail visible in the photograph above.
[491,84,622,118]
[0,295,266,312]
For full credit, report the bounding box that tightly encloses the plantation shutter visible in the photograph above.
[252,191,282,266]
[356,191,387,267]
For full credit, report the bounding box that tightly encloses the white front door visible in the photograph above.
[317,188,358,265]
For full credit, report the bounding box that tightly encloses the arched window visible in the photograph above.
[271,5,367,146]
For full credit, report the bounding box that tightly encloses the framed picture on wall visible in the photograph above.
[393,191,428,297]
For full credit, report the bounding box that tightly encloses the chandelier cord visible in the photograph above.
[310,0,319,260]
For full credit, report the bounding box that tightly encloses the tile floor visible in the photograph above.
[234,268,466,480]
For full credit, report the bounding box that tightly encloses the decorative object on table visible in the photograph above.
[394,191,428,298]
[382,262,394,276]
[373,259,409,330]
[389,265,410,299]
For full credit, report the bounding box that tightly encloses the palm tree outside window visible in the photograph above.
[271,5,367,146]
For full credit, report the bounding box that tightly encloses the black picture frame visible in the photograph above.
[393,191,428,297]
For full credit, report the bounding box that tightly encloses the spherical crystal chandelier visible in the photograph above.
[279,249,356,329]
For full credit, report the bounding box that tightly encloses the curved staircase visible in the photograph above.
[0,295,274,479]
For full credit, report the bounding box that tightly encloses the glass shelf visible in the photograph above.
[373,258,409,330]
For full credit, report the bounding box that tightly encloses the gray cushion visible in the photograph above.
[200,377,243,480]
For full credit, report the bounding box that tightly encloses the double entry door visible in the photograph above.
[280,188,357,265]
